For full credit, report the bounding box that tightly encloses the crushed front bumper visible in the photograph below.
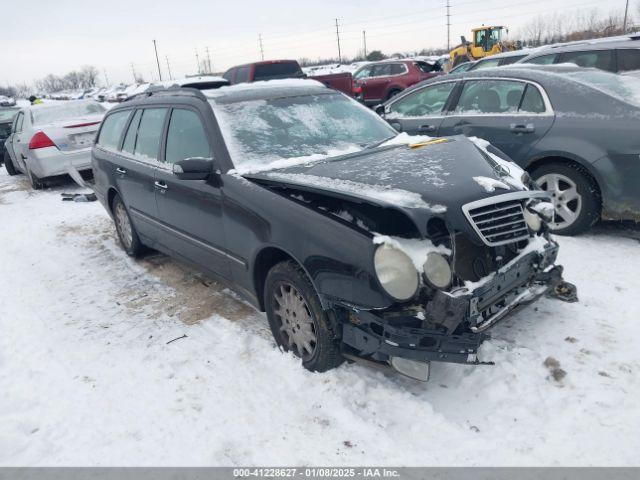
[341,242,569,366]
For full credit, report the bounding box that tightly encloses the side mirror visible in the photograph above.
[374,104,386,116]
[172,157,215,180]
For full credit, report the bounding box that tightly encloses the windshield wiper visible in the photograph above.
[362,134,398,150]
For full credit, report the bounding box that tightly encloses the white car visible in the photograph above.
[3,100,106,188]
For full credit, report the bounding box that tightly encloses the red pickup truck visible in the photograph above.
[352,60,443,106]
[222,60,353,96]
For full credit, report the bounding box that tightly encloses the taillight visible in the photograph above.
[29,131,55,150]
[352,83,363,95]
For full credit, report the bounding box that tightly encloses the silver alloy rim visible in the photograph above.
[114,202,133,249]
[273,283,317,360]
[536,173,582,230]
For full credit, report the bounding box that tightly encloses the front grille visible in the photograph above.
[463,196,531,246]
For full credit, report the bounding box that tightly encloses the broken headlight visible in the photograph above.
[374,244,419,301]
[423,252,452,290]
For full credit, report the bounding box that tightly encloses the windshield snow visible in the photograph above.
[212,93,396,172]
[31,101,106,125]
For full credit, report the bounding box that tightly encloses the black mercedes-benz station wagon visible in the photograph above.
[92,79,574,381]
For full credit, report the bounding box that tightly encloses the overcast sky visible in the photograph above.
[0,0,624,86]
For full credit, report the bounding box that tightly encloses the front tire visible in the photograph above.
[264,261,343,372]
[3,151,19,176]
[112,193,144,257]
[530,162,600,235]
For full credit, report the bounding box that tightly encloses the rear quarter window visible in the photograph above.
[97,110,131,150]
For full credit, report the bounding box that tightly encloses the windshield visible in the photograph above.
[0,108,19,122]
[212,93,396,172]
[565,70,640,107]
[32,101,106,125]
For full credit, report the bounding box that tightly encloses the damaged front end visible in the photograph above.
[339,192,577,381]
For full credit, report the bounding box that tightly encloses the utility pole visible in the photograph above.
[446,0,451,51]
[195,49,201,74]
[152,39,163,81]
[103,69,110,86]
[363,30,367,58]
[259,33,264,61]
[623,0,630,33]
[205,46,212,73]
[335,18,342,63]
[130,63,137,83]
[165,56,173,80]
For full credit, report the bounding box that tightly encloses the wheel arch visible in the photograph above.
[252,245,321,312]
[106,186,121,214]
[526,155,603,202]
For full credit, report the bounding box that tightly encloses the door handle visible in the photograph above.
[418,124,437,133]
[154,180,168,191]
[510,123,535,134]
[116,167,127,174]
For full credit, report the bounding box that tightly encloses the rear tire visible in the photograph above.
[111,193,144,257]
[3,151,19,176]
[26,165,44,189]
[530,162,600,235]
[264,261,343,373]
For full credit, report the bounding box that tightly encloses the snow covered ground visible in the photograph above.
[1,169,639,466]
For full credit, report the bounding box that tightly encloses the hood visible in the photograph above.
[244,136,529,240]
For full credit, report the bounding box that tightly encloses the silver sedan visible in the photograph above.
[4,100,106,189]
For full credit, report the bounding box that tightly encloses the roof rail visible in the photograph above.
[125,86,207,102]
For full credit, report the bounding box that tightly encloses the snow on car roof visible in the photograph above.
[205,78,327,102]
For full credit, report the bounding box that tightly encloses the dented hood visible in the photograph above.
[243,136,529,240]
[245,136,525,205]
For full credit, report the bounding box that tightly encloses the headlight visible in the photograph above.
[423,253,452,290]
[374,244,419,301]
[523,207,542,232]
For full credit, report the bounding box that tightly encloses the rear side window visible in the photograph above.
[617,49,640,72]
[165,109,210,164]
[97,110,130,149]
[14,112,24,133]
[235,66,251,83]
[122,109,142,154]
[560,50,614,71]
[253,62,301,80]
[134,108,167,161]
[455,80,526,114]
[525,54,557,65]
[389,63,407,75]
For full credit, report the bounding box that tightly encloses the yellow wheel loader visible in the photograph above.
[449,26,518,68]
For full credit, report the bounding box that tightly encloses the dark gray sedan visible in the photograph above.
[379,65,640,234]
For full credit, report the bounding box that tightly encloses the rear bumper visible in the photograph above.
[341,242,562,366]
[27,146,92,179]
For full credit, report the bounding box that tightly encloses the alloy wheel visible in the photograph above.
[536,172,582,230]
[273,282,318,361]
[114,201,133,249]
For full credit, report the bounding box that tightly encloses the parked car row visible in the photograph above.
[4,49,636,380]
